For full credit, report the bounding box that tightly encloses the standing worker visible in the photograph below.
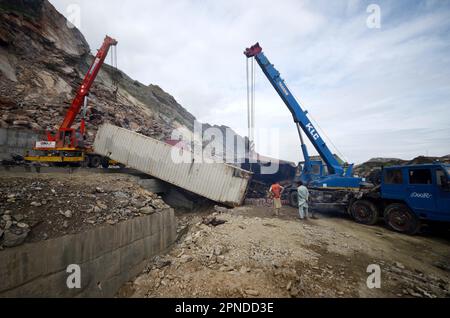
[269,182,284,216]
[297,181,314,220]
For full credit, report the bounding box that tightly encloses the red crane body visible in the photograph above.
[25,35,123,168]
[47,35,118,148]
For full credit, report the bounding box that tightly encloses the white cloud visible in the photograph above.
[50,0,450,164]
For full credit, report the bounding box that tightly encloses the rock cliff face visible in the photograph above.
[0,0,196,143]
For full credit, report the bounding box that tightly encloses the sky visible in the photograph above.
[49,0,450,164]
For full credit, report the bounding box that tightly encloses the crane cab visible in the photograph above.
[297,160,327,183]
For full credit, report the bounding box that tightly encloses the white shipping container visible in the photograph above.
[93,124,252,206]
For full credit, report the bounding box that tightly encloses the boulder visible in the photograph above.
[2,230,29,248]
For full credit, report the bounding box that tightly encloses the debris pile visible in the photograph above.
[0,172,170,249]
[119,205,450,298]
[120,212,324,298]
[385,261,450,298]
[245,180,270,199]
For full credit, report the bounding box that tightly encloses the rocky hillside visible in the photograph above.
[0,0,196,143]
[354,155,450,177]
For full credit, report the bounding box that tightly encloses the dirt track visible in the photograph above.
[120,205,450,298]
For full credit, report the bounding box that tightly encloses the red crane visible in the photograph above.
[26,35,119,167]
[48,35,118,148]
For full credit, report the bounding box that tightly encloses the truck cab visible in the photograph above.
[380,164,450,233]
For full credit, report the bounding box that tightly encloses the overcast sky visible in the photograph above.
[50,0,450,164]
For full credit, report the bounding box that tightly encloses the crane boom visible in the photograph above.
[26,35,119,167]
[244,43,365,190]
[244,43,343,176]
[60,35,118,131]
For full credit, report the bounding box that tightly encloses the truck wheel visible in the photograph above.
[88,156,101,168]
[101,157,110,169]
[350,200,379,225]
[289,191,298,207]
[384,203,420,235]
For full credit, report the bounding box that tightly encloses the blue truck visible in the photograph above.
[350,163,450,234]
[244,43,450,234]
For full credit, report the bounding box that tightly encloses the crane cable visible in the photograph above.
[246,57,251,156]
[246,56,256,161]
[111,45,119,99]
[245,56,349,166]
[252,57,256,153]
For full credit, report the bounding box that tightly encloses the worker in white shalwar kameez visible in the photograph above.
[297,181,310,220]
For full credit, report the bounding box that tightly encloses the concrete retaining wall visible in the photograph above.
[0,128,41,160]
[0,208,176,297]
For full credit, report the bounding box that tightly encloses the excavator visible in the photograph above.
[25,35,120,168]
[244,43,450,234]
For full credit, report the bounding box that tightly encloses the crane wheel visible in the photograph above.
[88,155,101,168]
[384,203,420,235]
[350,200,379,225]
[289,191,298,207]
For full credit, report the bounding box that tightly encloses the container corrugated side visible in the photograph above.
[93,124,251,206]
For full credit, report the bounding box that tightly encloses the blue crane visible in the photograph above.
[245,43,450,235]
[244,43,364,190]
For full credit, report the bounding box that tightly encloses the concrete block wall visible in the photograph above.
[0,128,41,160]
[0,208,176,297]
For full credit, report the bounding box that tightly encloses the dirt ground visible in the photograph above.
[119,205,450,298]
[1,169,449,298]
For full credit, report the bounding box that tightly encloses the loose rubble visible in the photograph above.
[202,215,227,227]
[0,171,170,249]
[119,206,450,298]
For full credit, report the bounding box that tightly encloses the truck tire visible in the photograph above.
[101,157,110,169]
[88,155,101,168]
[350,200,379,225]
[289,191,298,207]
[384,203,420,235]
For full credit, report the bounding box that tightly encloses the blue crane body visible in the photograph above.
[244,43,450,234]
[244,43,363,189]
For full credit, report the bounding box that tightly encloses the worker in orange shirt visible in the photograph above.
[269,182,285,216]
